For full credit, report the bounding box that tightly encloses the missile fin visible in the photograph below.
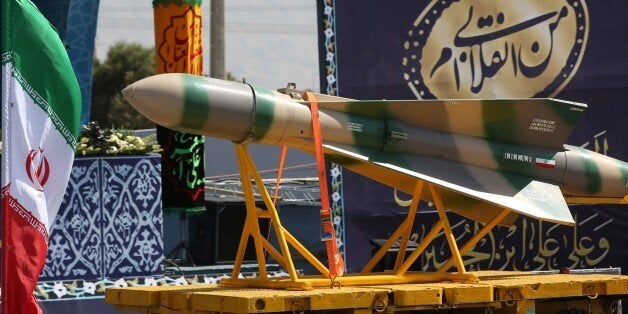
[321,143,575,226]
[315,98,586,150]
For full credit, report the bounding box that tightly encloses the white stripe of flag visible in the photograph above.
[535,157,556,169]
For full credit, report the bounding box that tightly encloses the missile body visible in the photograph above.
[123,74,628,222]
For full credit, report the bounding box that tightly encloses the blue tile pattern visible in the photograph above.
[42,158,101,280]
[66,0,101,126]
[41,156,164,281]
[101,157,164,277]
[318,0,346,262]
[36,267,284,301]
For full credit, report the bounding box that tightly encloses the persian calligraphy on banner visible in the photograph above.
[341,170,626,273]
[408,210,615,272]
[402,0,588,99]
[154,2,203,74]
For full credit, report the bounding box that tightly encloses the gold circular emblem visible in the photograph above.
[402,0,588,99]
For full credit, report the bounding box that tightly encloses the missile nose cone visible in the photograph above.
[122,74,185,128]
[121,85,131,100]
[123,73,257,141]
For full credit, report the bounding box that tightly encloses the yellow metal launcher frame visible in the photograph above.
[221,143,515,290]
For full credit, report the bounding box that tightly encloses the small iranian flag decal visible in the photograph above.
[535,156,556,169]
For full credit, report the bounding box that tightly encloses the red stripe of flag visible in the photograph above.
[2,192,48,314]
[535,162,556,169]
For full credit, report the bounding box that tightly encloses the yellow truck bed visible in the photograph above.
[105,271,628,313]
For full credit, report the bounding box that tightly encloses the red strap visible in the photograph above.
[273,145,288,205]
[304,92,345,278]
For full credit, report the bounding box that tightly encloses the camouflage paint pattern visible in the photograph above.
[122,73,628,226]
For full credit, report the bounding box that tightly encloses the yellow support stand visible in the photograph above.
[221,144,482,290]
[438,208,510,272]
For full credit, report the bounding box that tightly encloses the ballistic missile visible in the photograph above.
[122,73,628,226]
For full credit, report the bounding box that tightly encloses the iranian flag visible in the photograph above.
[535,155,557,169]
[2,0,81,313]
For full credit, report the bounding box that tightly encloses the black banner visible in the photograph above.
[157,127,205,213]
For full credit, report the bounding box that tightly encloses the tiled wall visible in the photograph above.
[40,155,164,281]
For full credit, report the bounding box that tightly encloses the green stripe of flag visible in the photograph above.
[3,0,81,145]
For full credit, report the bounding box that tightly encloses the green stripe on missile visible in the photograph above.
[482,101,526,190]
[483,100,516,171]
[483,99,517,144]
[583,154,602,194]
[180,74,210,130]
[344,100,388,153]
[346,113,386,149]
[346,100,390,118]
[572,147,602,194]
[251,86,276,139]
